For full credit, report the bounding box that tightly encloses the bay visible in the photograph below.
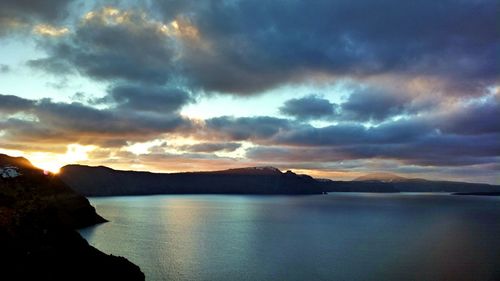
[80,193,500,281]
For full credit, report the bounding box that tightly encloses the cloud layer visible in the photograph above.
[0,0,498,183]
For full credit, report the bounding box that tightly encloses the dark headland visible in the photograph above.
[59,165,500,197]
[0,154,144,281]
[59,165,324,196]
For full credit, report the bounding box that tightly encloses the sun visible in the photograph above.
[36,162,61,174]
[21,152,63,174]
[24,144,96,175]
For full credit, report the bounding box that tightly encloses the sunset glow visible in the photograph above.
[0,1,498,184]
[23,144,96,174]
[1,2,499,281]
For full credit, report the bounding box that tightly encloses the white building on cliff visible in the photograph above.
[0,166,21,178]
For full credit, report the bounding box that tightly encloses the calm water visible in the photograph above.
[80,193,500,281]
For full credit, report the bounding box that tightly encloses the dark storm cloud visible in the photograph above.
[102,84,194,113]
[0,0,75,35]
[406,135,500,166]
[198,112,500,168]
[0,0,74,21]
[246,146,348,163]
[199,115,431,147]
[178,142,242,153]
[439,95,500,135]
[279,95,336,120]
[246,133,500,167]
[29,8,178,84]
[279,88,425,122]
[34,98,189,136]
[199,114,454,149]
[342,134,500,167]
[274,119,431,146]
[27,57,75,75]
[0,118,58,139]
[204,116,295,141]
[27,1,497,95]
[339,88,414,122]
[0,94,35,114]
[152,0,498,94]
[0,94,191,146]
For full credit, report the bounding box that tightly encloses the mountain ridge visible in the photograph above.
[353,172,493,186]
[59,164,322,196]
[59,164,500,196]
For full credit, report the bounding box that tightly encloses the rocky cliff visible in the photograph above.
[0,154,144,281]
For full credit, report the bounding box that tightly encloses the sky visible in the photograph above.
[0,0,498,184]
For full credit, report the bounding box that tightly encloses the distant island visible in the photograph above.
[0,154,144,280]
[59,165,500,197]
[452,192,500,196]
[320,172,500,193]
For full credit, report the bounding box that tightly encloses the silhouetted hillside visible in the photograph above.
[391,179,500,192]
[60,164,500,196]
[349,172,500,193]
[0,154,144,281]
[60,165,322,196]
[317,179,399,193]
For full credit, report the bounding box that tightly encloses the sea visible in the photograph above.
[79,193,500,281]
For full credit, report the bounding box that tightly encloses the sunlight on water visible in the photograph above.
[79,194,500,281]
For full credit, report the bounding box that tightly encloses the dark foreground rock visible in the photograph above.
[0,154,144,281]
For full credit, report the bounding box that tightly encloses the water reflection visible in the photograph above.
[80,194,500,281]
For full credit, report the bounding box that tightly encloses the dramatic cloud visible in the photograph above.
[152,0,498,94]
[0,0,74,21]
[0,94,191,148]
[197,109,500,169]
[0,1,498,183]
[27,1,498,95]
[339,87,413,122]
[279,86,427,122]
[29,7,179,84]
[204,116,295,141]
[280,95,336,120]
[246,132,500,168]
[178,142,241,153]
[102,84,194,113]
[0,0,75,35]
[439,94,500,135]
[32,24,69,37]
[0,94,35,114]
